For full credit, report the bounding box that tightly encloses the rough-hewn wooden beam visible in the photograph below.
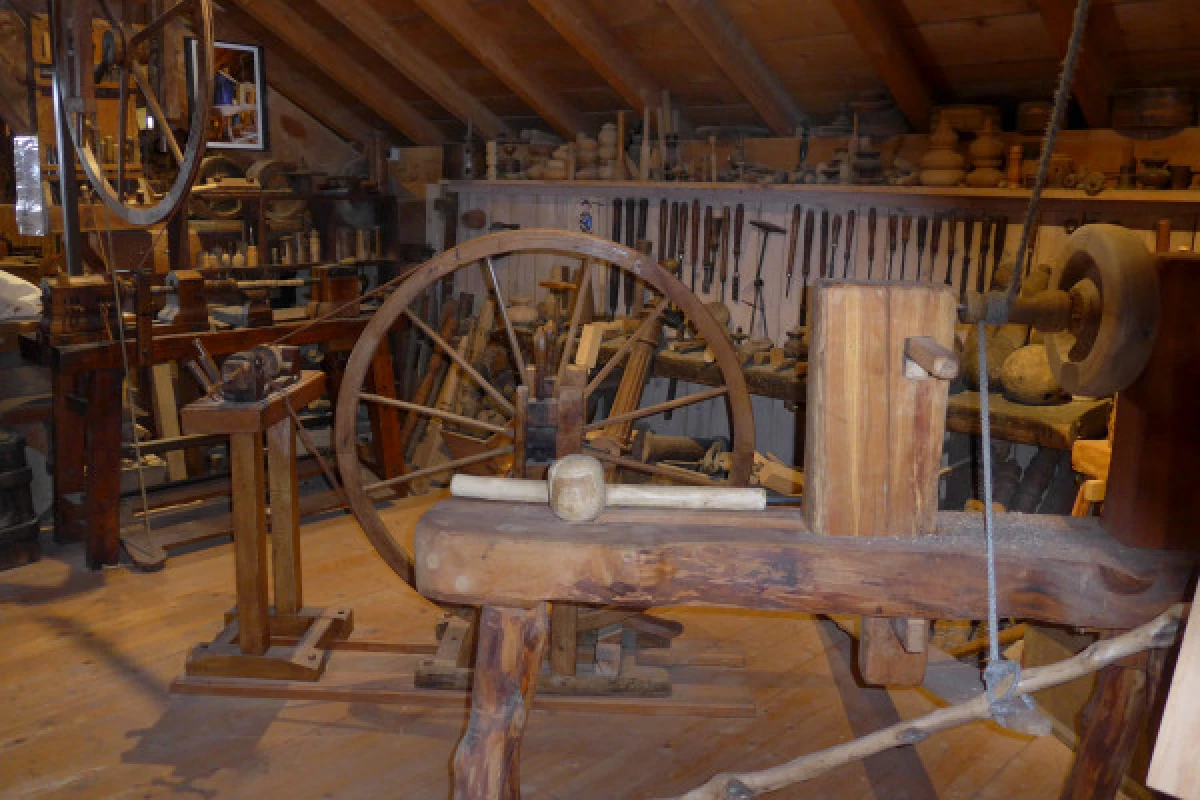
[224,0,445,144]
[216,11,376,144]
[832,0,935,132]
[313,0,511,140]
[411,0,586,138]
[527,0,663,117]
[1034,0,1116,129]
[663,0,804,135]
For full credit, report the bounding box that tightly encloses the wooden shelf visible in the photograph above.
[946,392,1112,450]
[445,180,1200,215]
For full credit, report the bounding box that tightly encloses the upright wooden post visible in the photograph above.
[230,430,270,655]
[549,366,587,677]
[85,368,123,568]
[804,281,957,685]
[452,603,549,800]
[266,416,302,616]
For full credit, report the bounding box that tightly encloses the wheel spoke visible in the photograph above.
[583,386,727,433]
[584,296,669,397]
[584,446,723,487]
[555,259,593,385]
[131,64,182,164]
[364,446,513,494]
[115,66,128,200]
[129,0,195,49]
[359,392,512,437]
[402,306,516,416]
[480,257,531,393]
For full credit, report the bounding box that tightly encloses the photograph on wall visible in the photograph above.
[186,39,267,150]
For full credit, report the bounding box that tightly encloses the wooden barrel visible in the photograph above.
[0,427,38,570]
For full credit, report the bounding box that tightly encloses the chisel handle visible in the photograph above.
[733,203,745,260]
[867,208,877,277]
[829,215,842,278]
[785,204,801,295]
[844,209,856,277]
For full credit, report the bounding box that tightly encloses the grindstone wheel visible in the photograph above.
[1045,224,1160,397]
[333,230,756,585]
[54,0,214,226]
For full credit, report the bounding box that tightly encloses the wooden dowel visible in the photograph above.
[585,446,720,487]
[359,392,511,436]
[403,307,515,416]
[364,446,513,494]
[584,297,669,396]
[450,473,765,511]
[582,386,728,432]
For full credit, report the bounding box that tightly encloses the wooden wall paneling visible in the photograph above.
[313,0,511,140]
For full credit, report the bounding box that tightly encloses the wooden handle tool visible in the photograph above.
[915,216,928,281]
[866,208,877,279]
[799,209,815,325]
[887,213,898,279]
[785,204,802,296]
[732,203,745,302]
[899,215,912,280]
[829,214,842,279]
[843,209,856,278]
[929,215,943,283]
[658,198,669,262]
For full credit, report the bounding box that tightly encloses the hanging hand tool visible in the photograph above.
[658,198,669,262]
[829,214,842,279]
[731,203,745,302]
[609,198,622,318]
[785,205,801,296]
[798,209,815,325]
[718,206,731,301]
[1024,215,1041,278]
[745,219,785,340]
[944,213,958,287]
[866,208,877,279]
[959,216,975,303]
[688,200,699,290]
[976,216,994,293]
[625,197,647,314]
[819,210,829,281]
[701,206,715,293]
[899,215,912,280]
[886,213,898,279]
[990,217,1007,292]
[929,214,943,283]
[843,209,856,278]
[667,201,679,263]
[622,196,637,314]
[915,216,928,281]
[677,201,688,266]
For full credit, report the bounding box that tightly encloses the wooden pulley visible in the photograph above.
[1044,224,1160,397]
[190,156,247,219]
[246,159,306,221]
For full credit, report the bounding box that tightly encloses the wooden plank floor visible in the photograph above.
[0,496,1088,799]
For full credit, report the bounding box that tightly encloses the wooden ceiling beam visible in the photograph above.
[223,0,445,144]
[411,0,587,138]
[216,11,377,144]
[833,0,935,132]
[313,0,511,140]
[1034,0,1116,129]
[663,0,804,136]
[526,0,668,117]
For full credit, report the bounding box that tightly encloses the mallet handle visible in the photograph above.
[450,474,766,512]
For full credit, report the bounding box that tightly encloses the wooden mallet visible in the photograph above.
[450,454,766,522]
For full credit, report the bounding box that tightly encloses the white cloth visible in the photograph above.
[0,270,41,319]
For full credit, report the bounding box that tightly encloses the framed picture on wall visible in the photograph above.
[185,39,268,150]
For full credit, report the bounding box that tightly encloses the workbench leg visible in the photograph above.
[1060,646,1167,800]
[453,603,548,800]
[230,431,270,655]
[366,339,404,480]
[266,417,301,616]
[51,372,85,543]
[85,369,122,568]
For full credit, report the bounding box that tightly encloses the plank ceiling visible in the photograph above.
[224,0,1200,143]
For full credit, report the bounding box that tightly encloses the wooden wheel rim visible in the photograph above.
[335,229,756,586]
[55,0,215,227]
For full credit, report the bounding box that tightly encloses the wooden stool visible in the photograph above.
[180,371,353,681]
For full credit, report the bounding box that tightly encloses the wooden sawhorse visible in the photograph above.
[180,370,352,680]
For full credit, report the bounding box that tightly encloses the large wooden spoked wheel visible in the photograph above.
[335,230,756,585]
[54,0,214,226]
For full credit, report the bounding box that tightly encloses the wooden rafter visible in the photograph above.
[1034,0,1116,129]
[663,0,804,136]
[832,0,935,132]
[527,0,666,117]
[312,0,512,140]
[411,0,587,138]
[216,12,377,144]
[223,0,445,144]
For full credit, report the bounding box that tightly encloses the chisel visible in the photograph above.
[689,200,700,290]
[959,216,975,303]
[819,210,829,281]
[944,213,958,287]
[658,198,669,263]
[701,206,714,293]
[990,217,1007,292]
[719,206,731,301]
[677,201,688,267]
[977,216,994,293]
[915,216,928,281]
[626,196,647,313]
[731,203,745,302]
[829,214,842,279]
[609,198,622,318]
[843,209,856,278]
[899,215,912,280]
[798,209,815,326]
[887,213,898,279]
[785,204,801,297]
[866,208,877,279]
[929,214,943,283]
[667,201,679,264]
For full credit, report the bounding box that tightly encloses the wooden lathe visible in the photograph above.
[409,226,1200,799]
